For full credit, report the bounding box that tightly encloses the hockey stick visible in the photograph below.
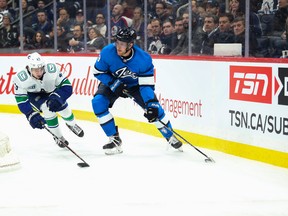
[44,125,90,167]
[124,92,215,163]
[157,119,215,163]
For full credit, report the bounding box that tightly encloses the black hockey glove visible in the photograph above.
[46,93,64,112]
[109,79,128,98]
[144,101,160,123]
[27,111,46,129]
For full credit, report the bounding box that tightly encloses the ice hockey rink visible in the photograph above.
[0,113,288,216]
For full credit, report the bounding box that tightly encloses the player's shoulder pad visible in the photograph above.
[98,44,116,60]
[44,62,59,74]
[13,68,30,84]
[135,46,152,62]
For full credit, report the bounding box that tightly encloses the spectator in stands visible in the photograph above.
[250,0,264,56]
[91,13,107,37]
[218,13,233,33]
[36,0,53,21]
[87,27,107,52]
[18,33,31,50]
[160,19,178,54]
[147,18,163,54]
[32,9,53,36]
[228,0,262,53]
[259,0,278,14]
[20,0,35,42]
[197,14,220,55]
[273,0,288,35]
[73,9,84,27]
[176,11,200,55]
[286,16,288,52]
[0,0,17,27]
[163,2,176,23]
[29,30,51,50]
[170,16,187,55]
[48,25,70,52]
[176,0,198,18]
[131,6,145,48]
[233,16,258,56]
[147,23,153,38]
[21,0,35,28]
[154,1,171,23]
[217,13,234,43]
[0,12,19,48]
[183,10,200,35]
[110,4,132,38]
[205,0,221,17]
[250,0,263,38]
[197,2,207,27]
[271,0,288,57]
[147,0,157,21]
[26,0,36,8]
[229,0,243,18]
[68,24,84,53]
[57,7,74,36]
[57,0,82,18]
[120,0,134,18]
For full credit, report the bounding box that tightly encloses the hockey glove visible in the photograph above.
[46,93,64,112]
[144,101,159,123]
[109,79,128,98]
[27,111,46,129]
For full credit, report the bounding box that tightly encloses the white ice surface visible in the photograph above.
[0,113,288,216]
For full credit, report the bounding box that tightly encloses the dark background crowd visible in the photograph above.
[0,0,287,58]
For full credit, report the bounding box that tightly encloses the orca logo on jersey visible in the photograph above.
[115,67,137,79]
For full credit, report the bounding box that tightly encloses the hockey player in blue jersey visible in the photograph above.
[92,27,183,155]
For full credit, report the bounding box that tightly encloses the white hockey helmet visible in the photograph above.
[27,52,45,70]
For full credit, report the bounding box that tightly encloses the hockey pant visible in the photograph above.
[92,83,173,139]
[28,92,76,138]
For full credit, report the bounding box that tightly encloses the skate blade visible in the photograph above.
[104,147,123,155]
[166,144,184,152]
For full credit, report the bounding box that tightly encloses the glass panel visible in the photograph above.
[0,0,286,59]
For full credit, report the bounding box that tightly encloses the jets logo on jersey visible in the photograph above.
[115,67,137,79]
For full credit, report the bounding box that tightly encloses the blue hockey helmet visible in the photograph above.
[116,27,137,43]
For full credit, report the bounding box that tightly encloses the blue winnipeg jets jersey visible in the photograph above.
[93,43,155,103]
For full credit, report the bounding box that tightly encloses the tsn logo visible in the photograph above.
[229,66,273,104]
[229,66,288,105]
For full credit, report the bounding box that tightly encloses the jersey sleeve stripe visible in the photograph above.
[139,76,154,86]
[93,66,106,76]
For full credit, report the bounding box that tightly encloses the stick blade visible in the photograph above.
[205,157,215,163]
[77,162,90,168]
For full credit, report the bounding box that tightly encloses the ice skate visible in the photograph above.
[66,123,84,137]
[54,136,69,148]
[167,135,183,152]
[103,132,123,155]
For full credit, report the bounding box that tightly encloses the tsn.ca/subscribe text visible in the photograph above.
[229,110,288,135]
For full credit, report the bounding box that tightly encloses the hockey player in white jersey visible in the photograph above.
[13,52,84,147]
[92,27,182,155]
